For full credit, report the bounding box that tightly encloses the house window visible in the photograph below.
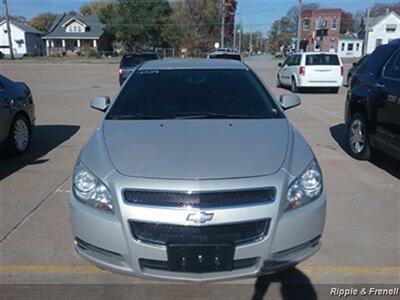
[347,43,354,51]
[376,39,383,47]
[77,26,81,32]
[341,43,345,51]
[303,19,310,30]
[332,19,338,30]
[316,19,327,30]
[356,43,360,51]
[386,24,397,32]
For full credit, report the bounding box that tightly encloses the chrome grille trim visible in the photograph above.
[123,188,275,208]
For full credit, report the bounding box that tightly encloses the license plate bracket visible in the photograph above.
[167,244,235,273]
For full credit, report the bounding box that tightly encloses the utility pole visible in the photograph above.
[233,22,237,50]
[296,0,303,52]
[363,0,373,55]
[220,0,225,49]
[238,26,242,54]
[3,0,14,60]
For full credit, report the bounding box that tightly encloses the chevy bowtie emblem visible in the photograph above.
[186,211,214,224]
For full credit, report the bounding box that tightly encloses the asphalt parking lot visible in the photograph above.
[0,55,399,298]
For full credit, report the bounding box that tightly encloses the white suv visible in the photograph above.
[277,52,343,93]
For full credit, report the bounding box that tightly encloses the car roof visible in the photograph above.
[123,52,158,56]
[139,59,248,70]
[293,52,339,55]
[208,52,242,58]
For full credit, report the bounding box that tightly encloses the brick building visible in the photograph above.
[300,9,342,52]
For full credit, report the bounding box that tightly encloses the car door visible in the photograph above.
[375,49,400,151]
[0,79,11,143]
[280,56,293,85]
[289,54,301,81]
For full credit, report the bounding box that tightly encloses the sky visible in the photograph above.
[4,0,400,33]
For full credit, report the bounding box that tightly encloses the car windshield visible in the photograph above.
[306,54,340,66]
[107,69,282,120]
[209,54,242,61]
[121,54,158,68]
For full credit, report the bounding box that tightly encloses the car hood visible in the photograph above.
[103,119,290,180]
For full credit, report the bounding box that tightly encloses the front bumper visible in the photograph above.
[69,172,326,282]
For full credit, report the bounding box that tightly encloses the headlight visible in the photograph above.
[73,163,113,212]
[286,160,323,211]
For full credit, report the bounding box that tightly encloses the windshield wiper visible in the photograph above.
[106,114,171,120]
[174,112,260,119]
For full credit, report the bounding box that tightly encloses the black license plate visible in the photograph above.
[167,244,235,273]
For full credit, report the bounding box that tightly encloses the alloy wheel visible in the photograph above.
[349,119,365,154]
[14,118,29,152]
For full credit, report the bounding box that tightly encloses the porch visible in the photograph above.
[45,38,98,56]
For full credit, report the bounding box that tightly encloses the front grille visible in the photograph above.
[124,188,275,208]
[129,219,269,245]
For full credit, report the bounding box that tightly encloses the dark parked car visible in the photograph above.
[345,40,400,160]
[346,54,369,87]
[0,74,35,154]
[207,51,243,61]
[118,52,159,85]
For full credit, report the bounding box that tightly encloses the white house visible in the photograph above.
[43,14,109,56]
[0,20,44,57]
[364,11,400,54]
[338,33,364,58]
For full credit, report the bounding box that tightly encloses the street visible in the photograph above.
[0,55,399,299]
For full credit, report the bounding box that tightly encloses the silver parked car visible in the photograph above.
[0,74,35,154]
[70,59,326,281]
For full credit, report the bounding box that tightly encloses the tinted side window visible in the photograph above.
[121,54,158,67]
[286,56,294,66]
[384,50,400,80]
[209,54,241,61]
[293,55,301,66]
[305,54,340,65]
[359,45,397,76]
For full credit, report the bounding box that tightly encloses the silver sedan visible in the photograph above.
[70,59,326,281]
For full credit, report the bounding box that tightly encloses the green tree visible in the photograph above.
[80,0,112,15]
[170,0,220,57]
[370,1,400,17]
[29,12,56,33]
[286,3,320,34]
[266,17,293,54]
[266,3,320,54]
[340,11,359,34]
[103,0,172,50]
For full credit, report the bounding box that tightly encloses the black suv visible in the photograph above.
[345,39,400,160]
[118,52,159,85]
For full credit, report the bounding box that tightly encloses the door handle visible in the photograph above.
[375,83,385,89]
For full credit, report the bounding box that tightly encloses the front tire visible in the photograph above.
[7,114,31,155]
[347,76,352,88]
[348,113,371,160]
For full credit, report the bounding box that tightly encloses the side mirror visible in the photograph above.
[278,62,283,67]
[280,94,301,110]
[91,96,110,112]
